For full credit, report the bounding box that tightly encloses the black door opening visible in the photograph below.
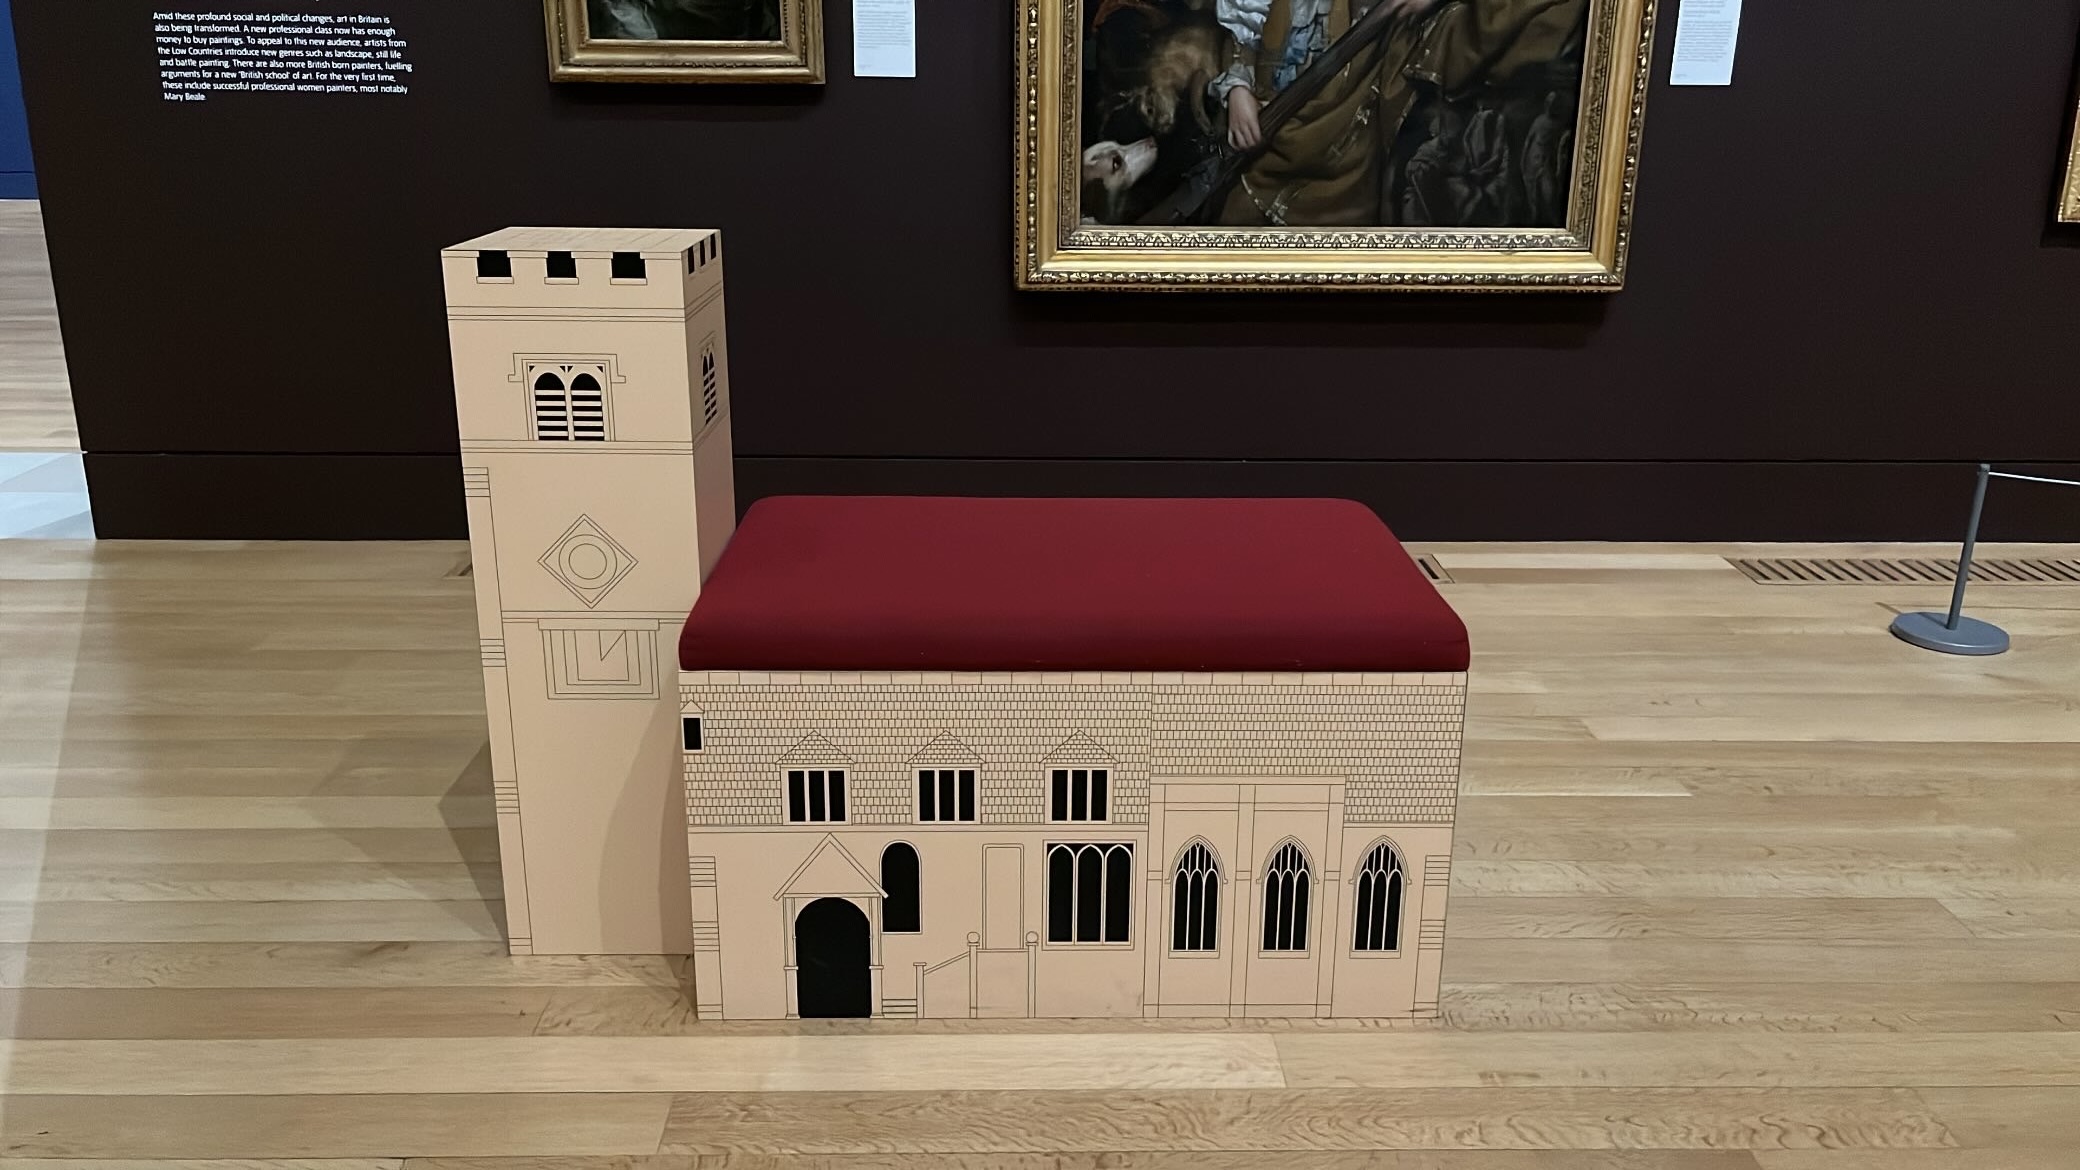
[794,896,872,1018]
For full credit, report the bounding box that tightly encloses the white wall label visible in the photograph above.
[1670,0,1742,87]
[853,0,915,78]
[153,11,413,101]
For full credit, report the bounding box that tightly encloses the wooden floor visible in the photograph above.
[2,539,2078,1166]
[0,201,76,451]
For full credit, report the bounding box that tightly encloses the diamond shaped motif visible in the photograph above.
[539,515,637,608]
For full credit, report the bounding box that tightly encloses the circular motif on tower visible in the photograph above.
[537,515,638,608]
[564,540,610,582]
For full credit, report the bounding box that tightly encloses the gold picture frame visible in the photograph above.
[1015,0,1659,290]
[545,0,824,84]
[2060,93,2080,223]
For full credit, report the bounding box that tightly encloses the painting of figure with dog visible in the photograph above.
[1079,0,1590,228]
[586,0,782,41]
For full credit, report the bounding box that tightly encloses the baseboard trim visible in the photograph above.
[84,452,466,539]
[77,454,2080,541]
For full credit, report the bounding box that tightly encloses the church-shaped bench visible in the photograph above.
[677,495,1468,1020]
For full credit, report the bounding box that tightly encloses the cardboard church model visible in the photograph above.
[444,229,1471,1020]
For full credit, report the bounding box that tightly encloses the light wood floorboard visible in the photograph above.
[0,986,552,1039]
[0,1094,674,1158]
[443,1149,1772,1157]
[2,540,2078,1164]
[0,201,74,451]
[654,1086,1950,1152]
[413,1156,1767,1170]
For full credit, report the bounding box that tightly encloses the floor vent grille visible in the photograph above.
[1728,556,2080,585]
[1415,554,1453,584]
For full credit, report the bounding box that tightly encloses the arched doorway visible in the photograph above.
[794,896,871,1018]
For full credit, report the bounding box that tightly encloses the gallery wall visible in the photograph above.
[14,0,2080,539]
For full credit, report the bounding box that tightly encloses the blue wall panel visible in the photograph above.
[0,0,36,198]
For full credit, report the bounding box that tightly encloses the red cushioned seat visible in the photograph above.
[679,497,1468,673]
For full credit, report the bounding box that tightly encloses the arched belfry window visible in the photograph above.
[1171,840,1221,952]
[1352,841,1404,952]
[569,372,605,439]
[700,336,721,427]
[1261,841,1311,952]
[526,361,612,441]
[882,842,920,933]
[532,371,568,439]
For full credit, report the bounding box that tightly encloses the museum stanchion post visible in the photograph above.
[1889,462,2080,656]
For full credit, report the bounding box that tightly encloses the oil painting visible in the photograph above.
[1018,0,1658,289]
[2061,77,2080,223]
[545,0,822,83]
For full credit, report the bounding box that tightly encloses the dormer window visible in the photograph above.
[1043,733,1115,823]
[780,733,852,825]
[787,769,847,823]
[908,733,980,824]
[1050,768,1108,822]
[918,768,976,822]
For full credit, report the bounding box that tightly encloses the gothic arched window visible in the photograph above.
[1261,841,1311,952]
[1171,840,1220,952]
[1352,841,1405,952]
[1047,842,1132,943]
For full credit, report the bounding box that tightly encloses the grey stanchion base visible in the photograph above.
[1890,611,2010,656]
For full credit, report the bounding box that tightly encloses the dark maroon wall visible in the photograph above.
[16,0,2080,538]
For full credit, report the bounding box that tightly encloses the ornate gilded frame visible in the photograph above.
[2060,93,2080,223]
[545,0,824,84]
[1015,0,1658,290]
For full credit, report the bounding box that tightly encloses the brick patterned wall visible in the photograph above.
[683,673,1465,829]
[684,684,1152,826]
[1151,685,1465,823]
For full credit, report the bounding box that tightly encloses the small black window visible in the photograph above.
[787,769,847,823]
[918,769,977,822]
[546,250,577,279]
[882,843,920,933]
[611,252,646,280]
[681,716,703,752]
[1050,768,1109,822]
[476,250,512,279]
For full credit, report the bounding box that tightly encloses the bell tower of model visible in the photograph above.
[441,227,736,955]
